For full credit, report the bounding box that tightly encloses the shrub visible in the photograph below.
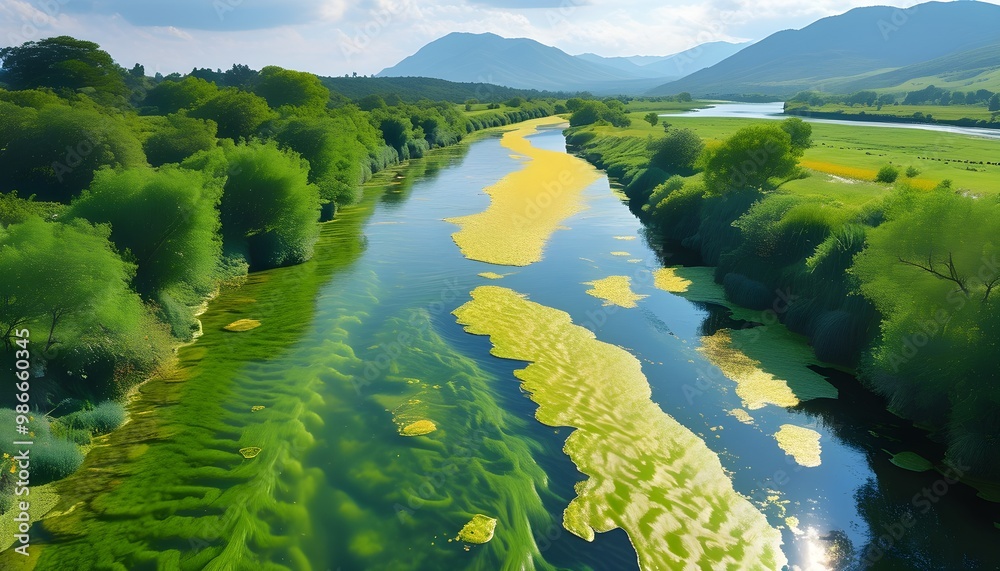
[31,439,85,485]
[722,272,773,310]
[905,166,920,178]
[64,401,126,435]
[875,165,899,183]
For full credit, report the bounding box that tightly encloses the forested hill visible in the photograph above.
[319,75,569,104]
[651,1,1000,97]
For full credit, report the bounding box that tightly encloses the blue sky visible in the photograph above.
[0,0,980,76]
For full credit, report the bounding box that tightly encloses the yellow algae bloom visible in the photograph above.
[399,420,437,436]
[478,272,506,280]
[251,406,265,412]
[446,117,601,266]
[583,276,648,309]
[698,331,800,410]
[613,236,636,241]
[456,514,497,544]
[728,408,755,425]
[653,267,693,293]
[785,516,803,535]
[239,447,262,459]
[454,286,786,570]
[223,319,261,332]
[774,424,822,467]
[610,251,631,257]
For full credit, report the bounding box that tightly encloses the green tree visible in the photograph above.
[779,117,812,156]
[273,114,369,207]
[141,76,218,115]
[676,92,692,102]
[644,112,659,126]
[989,94,1000,112]
[647,128,703,176]
[702,124,798,195]
[143,114,218,166]
[0,103,147,202]
[875,165,899,183]
[189,141,320,270]
[189,88,275,141]
[67,165,223,297]
[253,66,330,111]
[0,37,126,97]
[0,217,138,350]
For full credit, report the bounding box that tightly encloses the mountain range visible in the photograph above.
[378,1,1000,98]
[377,33,747,95]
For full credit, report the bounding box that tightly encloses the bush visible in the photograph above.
[722,273,773,310]
[31,439,85,485]
[875,165,899,183]
[905,166,920,178]
[63,401,126,435]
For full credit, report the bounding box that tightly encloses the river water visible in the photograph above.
[11,122,1000,570]
[677,101,1000,140]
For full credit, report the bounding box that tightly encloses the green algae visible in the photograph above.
[223,318,261,332]
[8,147,565,571]
[774,424,822,468]
[583,275,647,308]
[454,285,787,570]
[457,515,498,544]
[399,420,437,437]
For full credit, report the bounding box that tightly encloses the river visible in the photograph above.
[9,119,1000,571]
[676,101,1000,140]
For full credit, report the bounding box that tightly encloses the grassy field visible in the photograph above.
[589,108,1000,198]
[624,100,710,113]
[798,103,998,122]
[879,68,1000,95]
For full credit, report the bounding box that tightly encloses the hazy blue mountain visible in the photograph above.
[377,32,648,92]
[650,1,1000,96]
[576,42,749,80]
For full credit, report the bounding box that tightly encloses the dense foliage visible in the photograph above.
[568,116,1000,477]
[0,36,557,497]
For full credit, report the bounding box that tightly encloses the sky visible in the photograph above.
[0,0,979,76]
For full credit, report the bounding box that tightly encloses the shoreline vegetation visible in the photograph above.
[0,36,558,520]
[564,98,1000,489]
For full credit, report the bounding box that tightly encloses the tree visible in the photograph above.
[0,217,135,350]
[647,128,703,176]
[0,103,147,202]
[702,124,798,195]
[143,114,218,166]
[569,100,630,128]
[67,165,223,297]
[273,114,369,207]
[989,94,1000,112]
[644,112,659,126]
[875,165,899,183]
[188,141,320,270]
[222,64,258,88]
[779,117,812,156]
[676,92,692,102]
[0,37,126,97]
[141,76,218,115]
[253,66,330,111]
[189,88,275,140]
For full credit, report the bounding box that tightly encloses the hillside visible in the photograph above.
[650,1,1000,97]
[320,75,566,103]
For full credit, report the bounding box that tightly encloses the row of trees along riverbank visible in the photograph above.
[565,106,1000,482]
[0,36,556,498]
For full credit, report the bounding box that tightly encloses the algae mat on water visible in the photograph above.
[446,116,602,266]
[454,285,787,570]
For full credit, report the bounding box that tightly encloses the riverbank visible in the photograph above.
[563,109,1000,491]
[784,102,1000,130]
